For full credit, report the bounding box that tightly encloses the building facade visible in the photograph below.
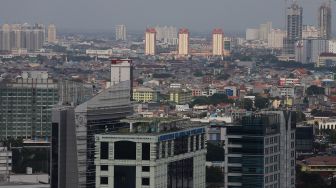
[178,28,189,56]
[169,89,192,105]
[212,28,224,56]
[47,24,57,43]
[115,24,127,41]
[0,71,58,139]
[94,118,207,188]
[283,2,303,55]
[0,147,11,182]
[145,28,156,55]
[133,87,158,102]
[318,2,332,40]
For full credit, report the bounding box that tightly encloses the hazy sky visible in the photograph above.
[0,0,335,33]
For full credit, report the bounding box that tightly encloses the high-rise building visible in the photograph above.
[295,38,329,64]
[283,2,303,55]
[154,25,178,45]
[110,59,132,94]
[1,24,11,51]
[0,147,11,182]
[223,111,296,188]
[318,2,332,40]
[48,24,57,43]
[51,81,133,188]
[51,106,77,188]
[212,28,224,56]
[0,23,45,52]
[0,71,59,139]
[268,29,286,49]
[178,28,189,56]
[94,118,206,188]
[302,25,319,39]
[115,24,127,41]
[259,22,272,42]
[145,28,156,55]
[246,28,259,41]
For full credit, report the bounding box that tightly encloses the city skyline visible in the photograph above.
[0,0,335,33]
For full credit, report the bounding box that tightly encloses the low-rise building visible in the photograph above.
[169,89,192,104]
[301,156,336,173]
[133,87,158,102]
[0,147,11,182]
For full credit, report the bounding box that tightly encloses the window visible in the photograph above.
[142,166,150,172]
[142,178,150,185]
[142,143,150,160]
[114,141,136,160]
[100,177,108,185]
[100,142,109,159]
[101,165,108,171]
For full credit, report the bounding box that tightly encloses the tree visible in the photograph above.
[243,98,253,111]
[193,71,203,77]
[255,96,269,109]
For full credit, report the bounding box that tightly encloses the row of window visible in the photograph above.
[265,173,278,184]
[265,155,279,165]
[100,176,150,186]
[265,145,279,155]
[100,165,150,172]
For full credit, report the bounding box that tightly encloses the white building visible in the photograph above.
[94,118,206,188]
[259,22,272,42]
[295,38,329,64]
[145,28,156,55]
[246,28,259,41]
[115,24,127,41]
[154,26,178,45]
[328,40,336,53]
[86,49,113,58]
[178,28,189,56]
[302,25,319,39]
[110,59,131,87]
[268,29,286,49]
[0,147,12,182]
[212,28,224,56]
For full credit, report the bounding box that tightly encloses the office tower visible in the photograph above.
[51,106,77,188]
[223,37,232,56]
[0,71,58,139]
[154,25,178,45]
[145,28,156,55]
[115,24,127,41]
[259,22,272,42]
[48,24,57,43]
[284,2,303,55]
[77,81,133,188]
[1,24,11,51]
[94,118,206,188]
[318,1,332,40]
[223,111,296,188]
[212,28,224,56]
[246,28,259,41]
[268,29,286,49]
[178,28,189,56]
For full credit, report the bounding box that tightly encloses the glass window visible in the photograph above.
[100,177,108,185]
[142,166,150,172]
[100,142,109,159]
[142,178,150,185]
[101,165,108,171]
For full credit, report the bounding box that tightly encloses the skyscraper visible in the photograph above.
[259,22,272,42]
[318,1,332,40]
[212,28,224,56]
[154,25,178,45]
[48,24,57,43]
[110,59,132,92]
[115,24,127,41]
[283,2,303,55]
[178,28,189,56]
[145,28,156,55]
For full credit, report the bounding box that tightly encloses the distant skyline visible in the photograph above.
[0,0,335,33]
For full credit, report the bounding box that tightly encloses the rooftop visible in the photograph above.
[304,156,336,166]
